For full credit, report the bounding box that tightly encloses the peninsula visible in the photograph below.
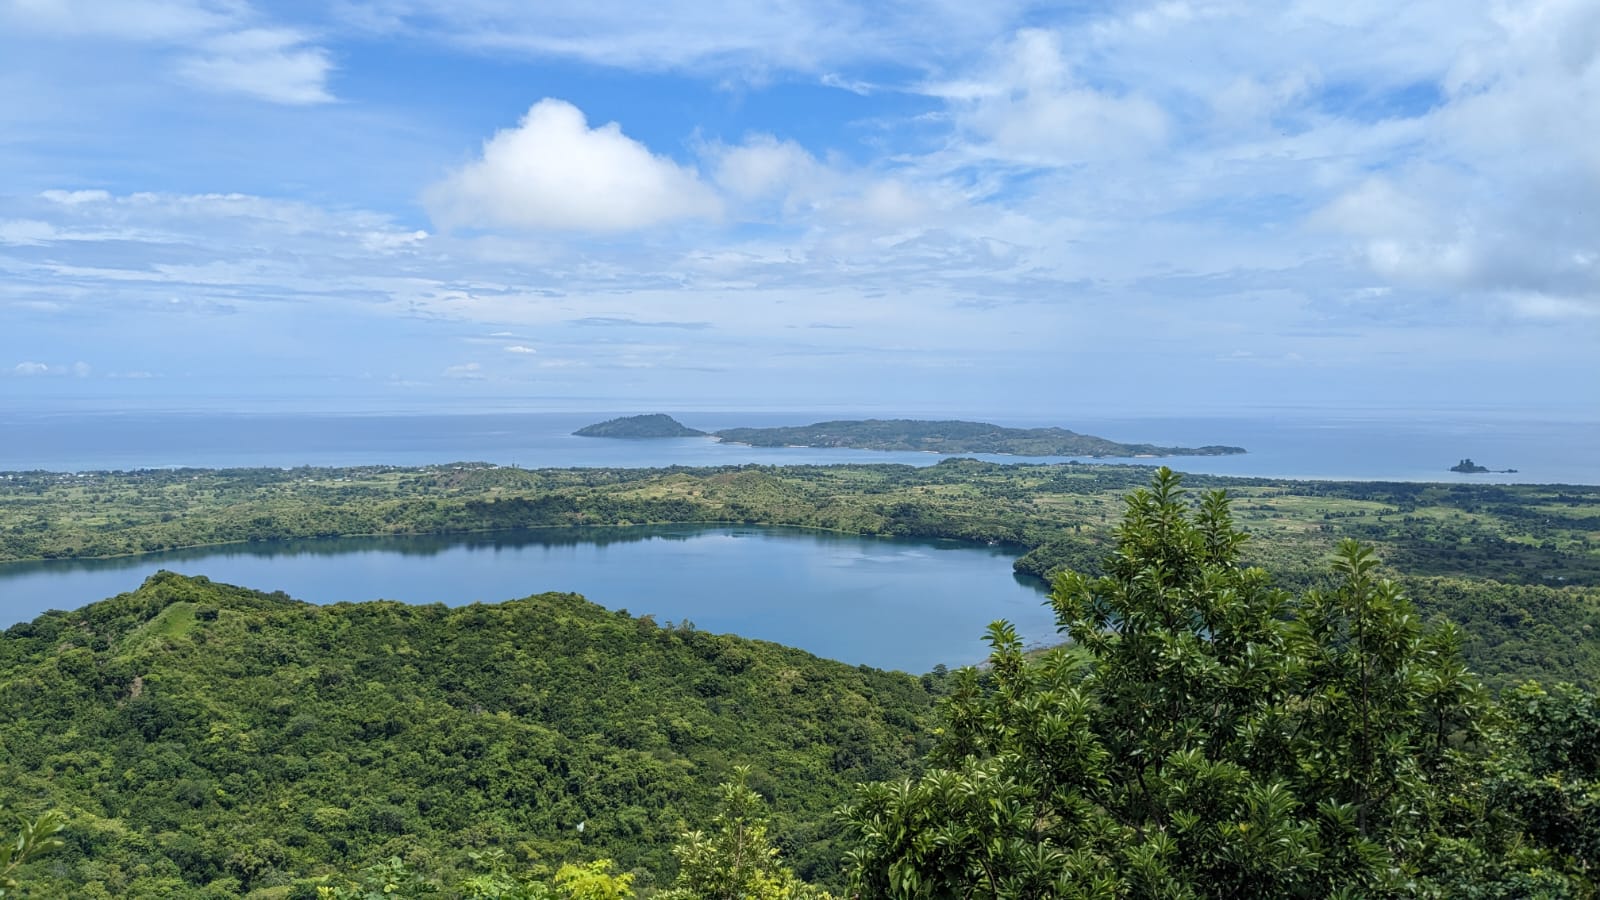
[709,418,1246,457]
[573,413,707,438]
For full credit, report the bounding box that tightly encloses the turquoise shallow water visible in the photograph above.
[2,410,1593,484]
[0,525,1057,673]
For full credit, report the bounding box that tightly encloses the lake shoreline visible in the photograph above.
[0,523,1057,672]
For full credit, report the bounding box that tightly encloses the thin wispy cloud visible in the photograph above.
[176,28,335,105]
[1,0,336,105]
[333,0,1039,74]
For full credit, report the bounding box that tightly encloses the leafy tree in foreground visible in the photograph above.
[1489,681,1600,886]
[841,468,1585,898]
[657,766,833,900]
[0,809,64,898]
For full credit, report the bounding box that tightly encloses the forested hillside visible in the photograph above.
[0,573,934,897]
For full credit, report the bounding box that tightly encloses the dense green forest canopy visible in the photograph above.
[840,470,1600,897]
[573,416,708,439]
[708,419,1246,457]
[4,469,1600,897]
[0,572,935,897]
[3,460,1596,686]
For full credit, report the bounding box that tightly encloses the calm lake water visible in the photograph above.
[0,525,1057,673]
[2,409,1594,484]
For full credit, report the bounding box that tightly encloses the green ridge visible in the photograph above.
[0,572,933,897]
[573,415,708,438]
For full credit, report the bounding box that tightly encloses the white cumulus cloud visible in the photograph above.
[424,99,720,232]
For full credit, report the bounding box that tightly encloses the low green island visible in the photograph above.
[575,415,1247,457]
[709,418,1245,457]
[572,414,707,438]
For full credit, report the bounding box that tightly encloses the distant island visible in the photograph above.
[1451,458,1518,474]
[573,414,707,438]
[573,415,1246,457]
[710,419,1246,458]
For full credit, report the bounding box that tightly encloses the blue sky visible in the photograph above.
[1,0,1596,417]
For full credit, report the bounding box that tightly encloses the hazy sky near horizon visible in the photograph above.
[1,0,1596,416]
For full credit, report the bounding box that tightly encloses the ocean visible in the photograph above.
[1,409,1594,485]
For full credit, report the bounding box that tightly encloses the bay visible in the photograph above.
[2,408,1594,484]
[0,525,1057,673]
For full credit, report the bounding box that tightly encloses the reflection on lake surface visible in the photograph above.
[0,525,1057,672]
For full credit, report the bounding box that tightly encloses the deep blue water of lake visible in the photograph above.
[0,525,1057,673]
[2,409,1594,484]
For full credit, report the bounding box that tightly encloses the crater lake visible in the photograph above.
[0,525,1057,673]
